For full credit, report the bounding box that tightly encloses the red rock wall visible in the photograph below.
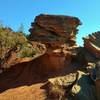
[29,14,81,46]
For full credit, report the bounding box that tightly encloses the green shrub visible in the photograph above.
[0,27,36,59]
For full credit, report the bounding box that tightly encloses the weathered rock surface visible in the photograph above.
[29,14,81,46]
[70,71,97,100]
[43,71,97,100]
[83,32,100,59]
[45,73,77,99]
[0,41,46,69]
[0,14,100,100]
[87,61,100,100]
[83,32,100,100]
[47,73,77,87]
[28,14,82,74]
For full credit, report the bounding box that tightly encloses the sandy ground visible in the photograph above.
[0,83,46,100]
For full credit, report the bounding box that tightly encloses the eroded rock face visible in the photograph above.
[29,14,81,46]
[0,42,46,69]
[43,73,77,99]
[43,71,97,100]
[87,61,100,100]
[70,71,97,100]
[0,14,100,100]
[83,32,100,100]
[92,61,100,100]
[83,32,100,59]
[28,14,81,74]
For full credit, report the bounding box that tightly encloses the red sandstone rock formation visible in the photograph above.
[83,32,100,99]
[1,14,82,75]
[0,14,100,100]
[29,14,81,46]
[28,14,81,74]
[83,31,100,59]
[0,41,46,69]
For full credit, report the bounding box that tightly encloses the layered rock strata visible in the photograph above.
[28,14,81,74]
[0,14,100,100]
[83,32,100,59]
[29,14,81,46]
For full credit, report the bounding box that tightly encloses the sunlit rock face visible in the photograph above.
[43,71,97,100]
[0,14,81,74]
[0,14,100,100]
[29,14,81,46]
[83,31,100,59]
[28,14,81,74]
[83,32,100,100]
[0,42,46,69]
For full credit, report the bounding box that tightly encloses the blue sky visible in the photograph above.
[0,0,100,45]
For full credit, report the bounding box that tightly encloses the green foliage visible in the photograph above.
[17,42,36,58]
[18,23,24,33]
[0,27,37,59]
[0,20,3,28]
[0,27,16,58]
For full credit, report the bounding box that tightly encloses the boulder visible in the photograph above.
[70,71,97,100]
[43,73,77,99]
[87,61,100,100]
[43,71,97,100]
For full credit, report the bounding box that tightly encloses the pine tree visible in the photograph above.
[0,20,3,28]
[18,23,24,33]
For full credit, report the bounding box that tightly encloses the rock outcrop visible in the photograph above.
[83,32,100,100]
[95,61,100,100]
[43,73,77,99]
[0,14,100,100]
[28,14,82,74]
[87,61,100,100]
[70,71,97,100]
[83,32,100,59]
[43,71,97,100]
[0,41,46,69]
[29,14,81,46]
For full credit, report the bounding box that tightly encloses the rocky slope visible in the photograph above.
[0,14,100,100]
[0,27,46,70]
